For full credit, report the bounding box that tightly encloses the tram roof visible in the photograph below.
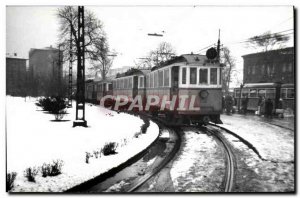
[116,68,150,78]
[151,54,217,71]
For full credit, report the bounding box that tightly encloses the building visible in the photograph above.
[29,46,63,96]
[235,47,295,113]
[6,54,28,96]
[242,47,294,84]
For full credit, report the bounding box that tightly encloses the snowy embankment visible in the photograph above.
[219,114,294,162]
[7,96,159,192]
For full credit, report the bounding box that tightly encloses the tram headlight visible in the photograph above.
[199,90,209,99]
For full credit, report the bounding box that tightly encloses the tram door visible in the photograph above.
[171,66,179,109]
[133,76,138,99]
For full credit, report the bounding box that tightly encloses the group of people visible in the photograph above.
[257,96,274,118]
[222,94,276,118]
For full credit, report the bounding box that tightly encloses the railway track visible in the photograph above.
[67,118,181,193]
[200,125,236,192]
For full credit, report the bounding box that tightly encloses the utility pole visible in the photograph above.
[58,44,62,96]
[217,29,221,62]
[73,6,87,127]
[67,18,73,108]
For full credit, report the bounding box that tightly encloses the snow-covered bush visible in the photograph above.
[93,150,100,159]
[40,160,64,177]
[6,172,17,191]
[37,96,67,114]
[41,163,51,177]
[24,167,38,182]
[102,142,118,156]
[85,152,92,163]
[49,160,64,176]
[54,109,67,121]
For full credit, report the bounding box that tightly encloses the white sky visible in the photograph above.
[6,6,293,72]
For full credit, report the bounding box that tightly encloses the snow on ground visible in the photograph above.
[6,96,159,192]
[219,114,294,162]
[170,128,225,192]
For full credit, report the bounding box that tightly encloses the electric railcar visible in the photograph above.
[85,52,223,125]
[234,83,295,113]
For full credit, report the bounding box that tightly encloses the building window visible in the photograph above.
[190,68,197,84]
[261,64,265,74]
[164,68,169,87]
[252,65,256,75]
[282,63,287,72]
[267,64,271,75]
[199,68,208,84]
[288,63,293,72]
[182,67,187,84]
[248,66,251,74]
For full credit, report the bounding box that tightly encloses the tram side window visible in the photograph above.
[219,68,222,85]
[124,78,128,89]
[242,89,249,98]
[146,74,149,88]
[108,84,113,91]
[129,78,133,89]
[287,88,294,99]
[158,70,163,87]
[182,68,187,84]
[258,89,266,98]
[164,68,169,87]
[280,88,287,99]
[266,89,275,99]
[235,89,240,98]
[249,89,257,98]
[150,73,154,88]
[210,68,217,85]
[199,68,208,84]
[139,76,144,88]
[154,71,158,88]
[190,68,197,84]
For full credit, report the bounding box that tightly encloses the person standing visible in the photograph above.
[265,98,273,118]
[241,96,249,114]
[257,96,262,115]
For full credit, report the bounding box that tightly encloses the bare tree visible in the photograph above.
[57,6,108,70]
[89,38,116,80]
[136,42,176,68]
[221,47,236,94]
[247,31,290,52]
